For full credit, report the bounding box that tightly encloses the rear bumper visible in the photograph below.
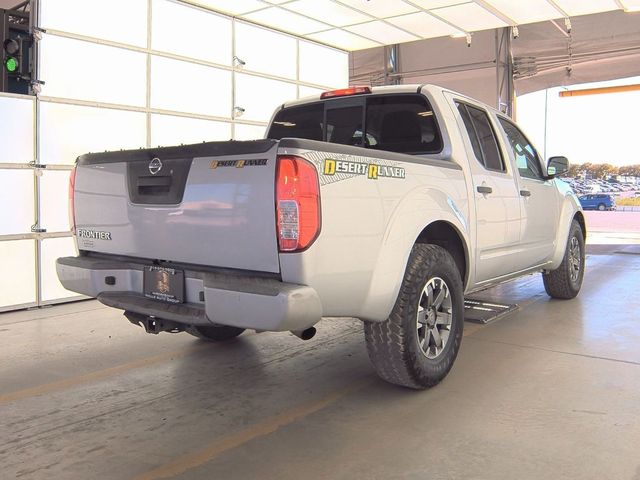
[56,256,322,332]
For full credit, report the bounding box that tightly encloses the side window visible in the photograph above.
[455,102,504,172]
[365,95,443,154]
[498,118,543,180]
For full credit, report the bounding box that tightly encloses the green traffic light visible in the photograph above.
[5,57,18,73]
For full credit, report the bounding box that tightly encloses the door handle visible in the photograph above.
[520,189,531,197]
[477,185,493,194]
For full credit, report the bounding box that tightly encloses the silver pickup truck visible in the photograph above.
[57,84,585,389]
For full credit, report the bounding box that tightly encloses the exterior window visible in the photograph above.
[268,103,323,141]
[267,94,444,155]
[498,117,544,180]
[365,95,443,154]
[326,106,363,146]
[456,102,504,172]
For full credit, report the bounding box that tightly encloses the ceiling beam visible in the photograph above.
[549,19,569,37]
[474,0,517,26]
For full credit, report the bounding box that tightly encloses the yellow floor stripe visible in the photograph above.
[0,344,207,406]
[1,311,494,407]
[133,380,370,480]
[133,324,488,480]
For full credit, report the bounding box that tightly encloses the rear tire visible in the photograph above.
[186,325,245,342]
[364,244,464,390]
[542,220,585,299]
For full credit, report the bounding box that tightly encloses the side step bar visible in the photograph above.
[464,298,519,324]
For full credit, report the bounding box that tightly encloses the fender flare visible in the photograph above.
[358,187,471,322]
[548,193,584,270]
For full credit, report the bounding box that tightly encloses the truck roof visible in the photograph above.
[281,83,499,116]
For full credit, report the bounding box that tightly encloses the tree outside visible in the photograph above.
[568,163,640,179]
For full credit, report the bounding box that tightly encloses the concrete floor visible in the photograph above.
[2,249,640,480]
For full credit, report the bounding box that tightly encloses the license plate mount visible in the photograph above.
[143,266,185,304]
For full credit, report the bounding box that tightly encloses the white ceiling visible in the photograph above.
[188,0,640,51]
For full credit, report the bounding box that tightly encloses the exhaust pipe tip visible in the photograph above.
[291,327,316,341]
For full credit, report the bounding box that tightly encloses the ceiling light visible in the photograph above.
[449,32,472,46]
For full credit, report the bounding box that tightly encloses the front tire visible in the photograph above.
[186,325,245,342]
[542,219,585,299]
[364,244,464,389]
[598,203,605,211]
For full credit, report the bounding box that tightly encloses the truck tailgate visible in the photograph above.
[73,140,281,273]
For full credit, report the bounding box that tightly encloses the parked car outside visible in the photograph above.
[578,193,616,211]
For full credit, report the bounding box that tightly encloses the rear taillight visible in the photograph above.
[276,155,321,252]
[69,166,77,235]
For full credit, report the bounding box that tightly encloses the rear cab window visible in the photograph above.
[268,94,443,156]
[268,103,323,141]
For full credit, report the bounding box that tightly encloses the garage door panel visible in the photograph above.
[0,240,36,309]
[0,96,34,164]
[233,123,266,140]
[235,74,297,123]
[0,170,34,236]
[150,114,231,147]
[40,0,148,47]
[150,56,232,117]
[39,34,147,107]
[235,22,297,79]
[299,41,348,88]
[39,102,146,166]
[152,0,231,65]
[41,237,79,302]
[40,170,72,233]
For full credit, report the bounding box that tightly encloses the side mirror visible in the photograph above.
[547,156,569,177]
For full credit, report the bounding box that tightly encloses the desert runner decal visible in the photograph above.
[323,158,405,180]
[210,159,268,169]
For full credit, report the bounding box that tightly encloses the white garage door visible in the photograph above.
[0,0,348,311]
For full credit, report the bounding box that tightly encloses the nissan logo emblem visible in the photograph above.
[149,157,162,175]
